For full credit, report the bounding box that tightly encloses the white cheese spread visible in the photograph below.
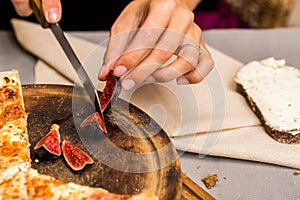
[235,57,300,135]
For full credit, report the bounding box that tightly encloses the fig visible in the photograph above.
[62,140,94,171]
[34,124,61,157]
[80,112,107,134]
[100,70,119,112]
[80,71,118,135]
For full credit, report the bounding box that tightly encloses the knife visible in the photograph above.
[30,0,106,133]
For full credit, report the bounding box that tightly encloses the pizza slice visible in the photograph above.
[0,70,158,200]
[0,70,31,199]
[0,70,30,165]
[0,163,29,200]
[27,168,157,200]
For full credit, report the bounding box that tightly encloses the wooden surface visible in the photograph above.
[181,173,216,200]
[23,84,182,200]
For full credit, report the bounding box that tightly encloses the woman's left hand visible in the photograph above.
[99,0,215,90]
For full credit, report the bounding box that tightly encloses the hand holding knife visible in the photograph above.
[30,0,107,134]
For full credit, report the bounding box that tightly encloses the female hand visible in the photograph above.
[11,0,62,23]
[100,0,215,90]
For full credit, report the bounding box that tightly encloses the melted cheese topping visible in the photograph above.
[0,70,158,200]
[0,70,29,166]
[0,71,26,130]
[0,70,30,199]
[235,57,300,135]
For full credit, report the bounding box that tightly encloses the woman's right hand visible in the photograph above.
[11,0,62,23]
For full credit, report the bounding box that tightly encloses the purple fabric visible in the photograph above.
[194,0,250,30]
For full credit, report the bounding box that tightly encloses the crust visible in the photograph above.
[236,83,300,144]
[0,70,158,199]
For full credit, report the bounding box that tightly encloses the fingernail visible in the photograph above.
[100,64,106,74]
[47,8,60,23]
[122,79,135,90]
[176,76,189,85]
[114,65,128,76]
[145,75,155,83]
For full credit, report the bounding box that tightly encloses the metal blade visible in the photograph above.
[50,24,104,120]
[29,0,106,135]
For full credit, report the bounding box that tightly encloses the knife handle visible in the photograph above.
[30,0,51,28]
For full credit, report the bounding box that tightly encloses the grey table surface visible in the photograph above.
[1,27,300,199]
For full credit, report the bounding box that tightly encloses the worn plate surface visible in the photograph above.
[23,84,182,200]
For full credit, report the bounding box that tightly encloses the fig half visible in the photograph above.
[34,124,62,157]
[100,70,119,112]
[62,140,94,171]
[80,112,107,134]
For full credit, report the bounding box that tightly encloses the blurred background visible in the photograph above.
[0,0,299,31]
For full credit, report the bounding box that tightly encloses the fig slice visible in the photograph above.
[79,71,119,135]
[62,140,94,171]
[34,124,62,157]
[80,111,107,134]
[100,70,119,112]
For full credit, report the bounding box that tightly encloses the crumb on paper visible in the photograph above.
[293,171,300,176]
[196,165,201,169]
[201,174,219,189]
[223,176,227,180]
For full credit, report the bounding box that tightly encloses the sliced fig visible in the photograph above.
[80,112,107,134]
[62,140,94,171]
[100,70,119,112]
[34,124,61,157]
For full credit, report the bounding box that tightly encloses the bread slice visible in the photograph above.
[235,57,300,144]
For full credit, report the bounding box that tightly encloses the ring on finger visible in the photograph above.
[174,42,203,66]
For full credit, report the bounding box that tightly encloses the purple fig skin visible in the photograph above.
[34,124,61,157]
[62,140,94,171]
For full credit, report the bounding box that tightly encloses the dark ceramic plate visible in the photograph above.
[22,84,182,200]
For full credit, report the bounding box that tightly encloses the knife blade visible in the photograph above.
[30,0,106,133]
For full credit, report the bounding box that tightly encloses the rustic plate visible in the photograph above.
[23,84,182,200]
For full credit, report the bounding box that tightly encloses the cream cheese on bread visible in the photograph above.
[235,57,300,136]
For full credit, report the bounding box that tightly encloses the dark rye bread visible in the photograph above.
[236,83,300,144]
[235,58,300,144]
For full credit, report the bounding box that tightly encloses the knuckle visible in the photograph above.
[206,57,215,70]
[154,49,173,62]
[183,55,199,67]
[184,10,195,22]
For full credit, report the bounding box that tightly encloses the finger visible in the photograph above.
[120,63,161,90]
[11,0,32,16]
[42,0,62,23]
[151,24,202,82]
[112,0,177,78]
[119,3,196,88]
[99,29,137,81]
[112,28,165,79]
[118,31,179,90]
[177,42,215,84]
[99,0,149,81]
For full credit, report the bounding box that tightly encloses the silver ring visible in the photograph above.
[174,42,203,56]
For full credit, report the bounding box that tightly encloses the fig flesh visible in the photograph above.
[34,124,61,157]
[80,112,107,134]
[62,140,94,171]
[100,70,119,112]
[80,71,118,135]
